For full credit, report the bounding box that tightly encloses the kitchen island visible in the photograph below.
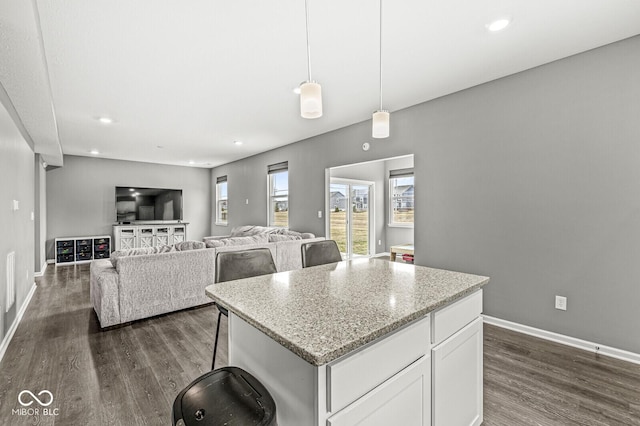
[205,258,489,426]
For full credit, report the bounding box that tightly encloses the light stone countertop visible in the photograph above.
[205,258,489,366]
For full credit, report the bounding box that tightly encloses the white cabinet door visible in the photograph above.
[327,356,430,426]
[432,317,483,426]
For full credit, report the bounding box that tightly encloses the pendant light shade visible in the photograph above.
[372,0,389,138]
[300,0,322,119]
[300,81,322,119]
[372,110,389,138]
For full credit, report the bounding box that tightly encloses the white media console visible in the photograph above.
[113,223,188,251]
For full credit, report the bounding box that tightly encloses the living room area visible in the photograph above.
[2,1,640,425]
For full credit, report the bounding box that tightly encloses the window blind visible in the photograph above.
[216,175,227,184]
[267,161,288,174]
[389,168,414,178]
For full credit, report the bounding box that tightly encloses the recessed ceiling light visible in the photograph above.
[188,160,195,165]
[233,140,243,146]
[487,18,511,32]
[129,188,135,191]
[293,87,301,95]
[97,116,113,124]
[90,149,100,155]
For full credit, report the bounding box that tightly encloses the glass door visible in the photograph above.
[329,183,349,255]
[329,180,373,259]
[350,184,370,257]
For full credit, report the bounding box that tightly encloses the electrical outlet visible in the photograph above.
[555,295,567,311]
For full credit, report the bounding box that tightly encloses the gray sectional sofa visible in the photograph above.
[90,232,325,329]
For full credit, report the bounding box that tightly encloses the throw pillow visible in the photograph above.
[110,245,174,268]
[268,234,302,242]
[174,240,206,251]
[205,234,269,248]
[230,225,277,237]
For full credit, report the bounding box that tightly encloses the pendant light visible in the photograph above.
[300,0,322,119]
[372,0,389,138]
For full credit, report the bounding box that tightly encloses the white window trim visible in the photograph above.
[267,170,289,228]
[215,181,228,226]
[388,177,414,228]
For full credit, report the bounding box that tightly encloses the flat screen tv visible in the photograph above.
[115,186,183,222]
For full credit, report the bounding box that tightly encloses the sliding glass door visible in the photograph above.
[329,179,373,259]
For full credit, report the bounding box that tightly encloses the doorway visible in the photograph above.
[326,154,414,260]
[329,179,374,258]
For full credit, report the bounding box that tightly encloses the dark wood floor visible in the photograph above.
[0,264,638,425]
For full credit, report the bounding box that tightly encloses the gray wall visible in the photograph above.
[210,35,640,354]
[330,161,386,254]
[46,155,211,259]
[383,156,414,249]
[0,92,35,342]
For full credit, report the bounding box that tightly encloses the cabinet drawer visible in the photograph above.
[76,252,92,261]
[328,356,430,426]
[432,290,482,346]
[327,315,430,413]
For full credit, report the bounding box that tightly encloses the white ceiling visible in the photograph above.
[3,0,640,168]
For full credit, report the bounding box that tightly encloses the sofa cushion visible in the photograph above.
[174,240,206,251]
[268,234,302,242]
[205,234,269,248]
[110,245,174,268]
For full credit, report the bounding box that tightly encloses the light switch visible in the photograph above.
[246,199,249,205]
[12,200,19,211]
[31,211,34,221]
[317,210,322,219]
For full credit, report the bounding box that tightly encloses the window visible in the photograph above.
[268,162,288,227]
[389,168,414,226]
[216,176,228,225]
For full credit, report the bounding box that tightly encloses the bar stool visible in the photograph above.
[301,240,343,268]
[212,248,277,370]
[172,366,277,426]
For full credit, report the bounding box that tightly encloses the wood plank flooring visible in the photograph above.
[0,264,638,425]
[483,324,640,425]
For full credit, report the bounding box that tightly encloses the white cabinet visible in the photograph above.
[327,356,430,426]
[171,225,186,244]
[113,223,188,250]
[431,290,483,426]
[327,315,430,413]
[138,227,155,248]
[117,227,137,250]
[155,226,170,246]
[227,290,483,426]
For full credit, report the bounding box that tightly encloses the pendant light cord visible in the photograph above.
[379,0,383,110]
[305,0,312,82]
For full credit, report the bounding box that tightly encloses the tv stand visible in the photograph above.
[113,223,188,250]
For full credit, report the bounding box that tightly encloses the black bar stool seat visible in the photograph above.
[172,366,277,426]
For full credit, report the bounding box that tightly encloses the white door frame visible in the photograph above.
[327,177,376,258]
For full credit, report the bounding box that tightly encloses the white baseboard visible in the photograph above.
[46,258,55,264]
[34,261,48,277]
[0,283,37,364]
[482,315,640,365]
